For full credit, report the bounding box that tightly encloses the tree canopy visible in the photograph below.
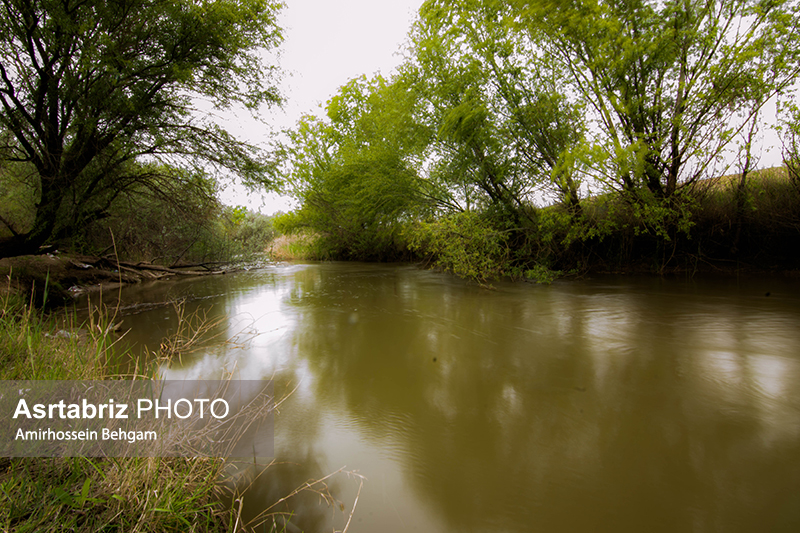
[0,0,283,257]
[512,0,800,197]
[409,0,587,221]
[276,0,800,272]
[279,74,430,259]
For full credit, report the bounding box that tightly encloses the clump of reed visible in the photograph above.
[267,232,324,261]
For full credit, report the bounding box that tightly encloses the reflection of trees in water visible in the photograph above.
[284,267,800,532]
[96,269,357,531]
[109,266,800,531]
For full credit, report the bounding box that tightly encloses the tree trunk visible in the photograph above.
[0,178,65,258]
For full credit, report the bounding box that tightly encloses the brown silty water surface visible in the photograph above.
[96,262,800,532]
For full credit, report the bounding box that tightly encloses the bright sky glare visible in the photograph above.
[221,0,426,214]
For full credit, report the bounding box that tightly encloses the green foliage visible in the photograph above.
[222,206,276,254]
[0,0,284,257]
[407,211,510,284]
[0,289,241,532]
[272,211,303,236]
[297,149,420,259]
[523,264,564,284]
[568,187,698,245]
[512,0,800,197]
[627,189,697,241]
[60,165,276,264]
[281,74,429,260]
[410,0,586,220]
[274,0,800,276]
[66,166,221,263]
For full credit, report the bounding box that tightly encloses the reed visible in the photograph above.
[267,233,324,261]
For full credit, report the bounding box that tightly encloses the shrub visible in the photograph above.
[407,211,510,284]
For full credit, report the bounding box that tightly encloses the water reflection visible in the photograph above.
[111,264,800,532]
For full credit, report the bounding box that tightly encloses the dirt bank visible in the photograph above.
[0,252,228,307]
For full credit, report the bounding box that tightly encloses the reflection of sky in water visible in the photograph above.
[680,304,800,448]
[695,350,800,447]
[161,266,307,383]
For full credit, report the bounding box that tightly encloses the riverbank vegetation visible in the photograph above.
[1,157,279,266]
[0,0,284,259]
[1,272,361,532]
[0,284,246,531]
[0,200,279,308]
[0,0,289,529]
[4,0,799,284]
[275,0,800,283]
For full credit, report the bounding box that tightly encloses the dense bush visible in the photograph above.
[1,156,277,265]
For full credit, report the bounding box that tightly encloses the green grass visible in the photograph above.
[0,273,360,532]
[0,279,247,532]
[1,455,239,533]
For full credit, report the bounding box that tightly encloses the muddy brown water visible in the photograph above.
[94,262,800,532]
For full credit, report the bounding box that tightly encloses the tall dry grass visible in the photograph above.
[267,233,323,261]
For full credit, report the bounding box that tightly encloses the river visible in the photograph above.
[98,262,800,532]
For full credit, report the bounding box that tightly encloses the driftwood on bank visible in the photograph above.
[107,258,227,277]
[59,255,231,284]
[0,253,235,306]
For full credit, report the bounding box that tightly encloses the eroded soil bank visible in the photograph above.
[0,252,230,307]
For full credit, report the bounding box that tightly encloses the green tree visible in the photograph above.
[281,74,430,259]
[409,0,586,223]
[407,210,511,284]
[77,164,223,262]
[0,0,283,257]
[513,0,800,198]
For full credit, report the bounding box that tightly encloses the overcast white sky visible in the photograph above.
[220,0,426,214]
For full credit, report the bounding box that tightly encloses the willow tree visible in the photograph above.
[513,0,800,197]
[409,0,586,223]
[281,75,430,260]
[0,0,283,257]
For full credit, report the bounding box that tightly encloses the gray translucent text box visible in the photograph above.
[0,380,273,457]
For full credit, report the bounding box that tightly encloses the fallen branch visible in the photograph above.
[104,257,226,277]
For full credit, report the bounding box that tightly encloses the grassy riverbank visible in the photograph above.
[0,287,246,532]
